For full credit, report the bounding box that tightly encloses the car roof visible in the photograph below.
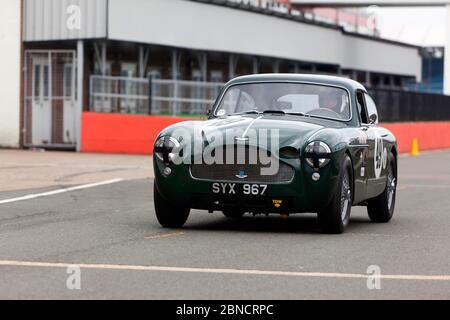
[226,73,367,92]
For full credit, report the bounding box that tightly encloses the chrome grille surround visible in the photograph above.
[189,145,295,184]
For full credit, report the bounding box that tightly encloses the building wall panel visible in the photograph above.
[0,0,21,147]
[108,0,421,78]
[23,0,107,41]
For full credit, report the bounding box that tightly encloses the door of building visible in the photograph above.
[25,50,77,149]
[31,56,52,145]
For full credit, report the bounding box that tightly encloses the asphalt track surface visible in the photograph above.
[1,151,450,299]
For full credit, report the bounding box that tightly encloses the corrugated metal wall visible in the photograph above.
[23,0,107,41]
[22,0,421,80]
[108,0,421,79]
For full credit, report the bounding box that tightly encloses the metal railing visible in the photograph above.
[90,75,224,116]
[89,75,450,122]
[368,88,450,122]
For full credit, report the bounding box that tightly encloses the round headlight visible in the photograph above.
[154,136,181,163]
[304,141,331,168]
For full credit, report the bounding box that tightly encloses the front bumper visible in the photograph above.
[154,156,342,214]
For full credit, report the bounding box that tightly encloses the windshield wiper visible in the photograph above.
[262,110,285,115]
[286,112,308,117]
[230,109,261,115]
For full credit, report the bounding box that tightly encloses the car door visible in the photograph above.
[362,92,388,199]
[354,90,371,203]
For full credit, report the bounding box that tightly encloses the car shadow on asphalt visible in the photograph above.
[182,213,372,235]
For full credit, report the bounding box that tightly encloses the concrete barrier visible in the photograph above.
[381,122,450,154]
[81,112,199,154]
[81,112,450,155]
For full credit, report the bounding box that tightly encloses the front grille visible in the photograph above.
[189,146,295,183]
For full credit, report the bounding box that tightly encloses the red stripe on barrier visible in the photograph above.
[381,122,450,154]
[81,112,450,155]
[81,112,199,155]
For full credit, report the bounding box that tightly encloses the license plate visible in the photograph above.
[211,182,268,196]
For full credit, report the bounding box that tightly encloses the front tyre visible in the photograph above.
[318,155,353,234]
[367,152,397,223]
[154,182,190,228]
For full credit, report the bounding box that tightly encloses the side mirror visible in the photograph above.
[206,109,211,116]
[369,114,378,124]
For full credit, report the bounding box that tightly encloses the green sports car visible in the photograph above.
[153,74,398,233]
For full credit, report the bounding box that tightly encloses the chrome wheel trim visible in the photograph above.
[341,170,351,222]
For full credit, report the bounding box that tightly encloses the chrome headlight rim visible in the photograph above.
[304,141,332,168]
[154,136,181,163]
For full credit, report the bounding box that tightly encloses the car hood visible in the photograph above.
[162,114,346,150]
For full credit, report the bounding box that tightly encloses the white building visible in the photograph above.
[0,0,21,147]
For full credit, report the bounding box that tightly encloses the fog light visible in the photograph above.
[312,172,320,181]
[163,167,172,176]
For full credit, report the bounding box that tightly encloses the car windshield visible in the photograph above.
[215,82,351,121]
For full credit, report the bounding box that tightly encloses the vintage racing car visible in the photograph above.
[153,74,397,233]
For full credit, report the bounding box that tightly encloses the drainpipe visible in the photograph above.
[76,40,84,152]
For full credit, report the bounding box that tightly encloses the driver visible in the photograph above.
[319,90,344,115]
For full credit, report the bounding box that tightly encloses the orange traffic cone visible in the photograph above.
[410,138,420,156]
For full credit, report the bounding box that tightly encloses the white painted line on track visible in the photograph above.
[144,231,185,240]
[0,179,124,205]
[0,260,450,281]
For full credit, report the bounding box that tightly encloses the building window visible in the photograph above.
[43,65,49,100]
[34,65,40,99]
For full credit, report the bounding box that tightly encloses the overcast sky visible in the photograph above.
[375,7,446,46]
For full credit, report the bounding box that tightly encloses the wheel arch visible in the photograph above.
[391,145,398,162]
[390,145,398,176]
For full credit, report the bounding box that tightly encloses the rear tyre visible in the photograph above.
[367,153,397,223]
[222,209,245,218]
[317,155,353,234]
[154,182,190,228]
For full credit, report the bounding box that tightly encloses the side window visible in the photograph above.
[356,91,368,124]
[364,93,379,124]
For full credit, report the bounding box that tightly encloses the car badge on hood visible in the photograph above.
[236,170,248,179]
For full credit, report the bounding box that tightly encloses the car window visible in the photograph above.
[215,82,351,121]
[364,93,378,124]
[220,88,255,115]
[277,94,319,114]
[357,91,368,124]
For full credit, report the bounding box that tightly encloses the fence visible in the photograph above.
[368,88,450,122]
[89,75,450,122]
[90,75,224,116]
